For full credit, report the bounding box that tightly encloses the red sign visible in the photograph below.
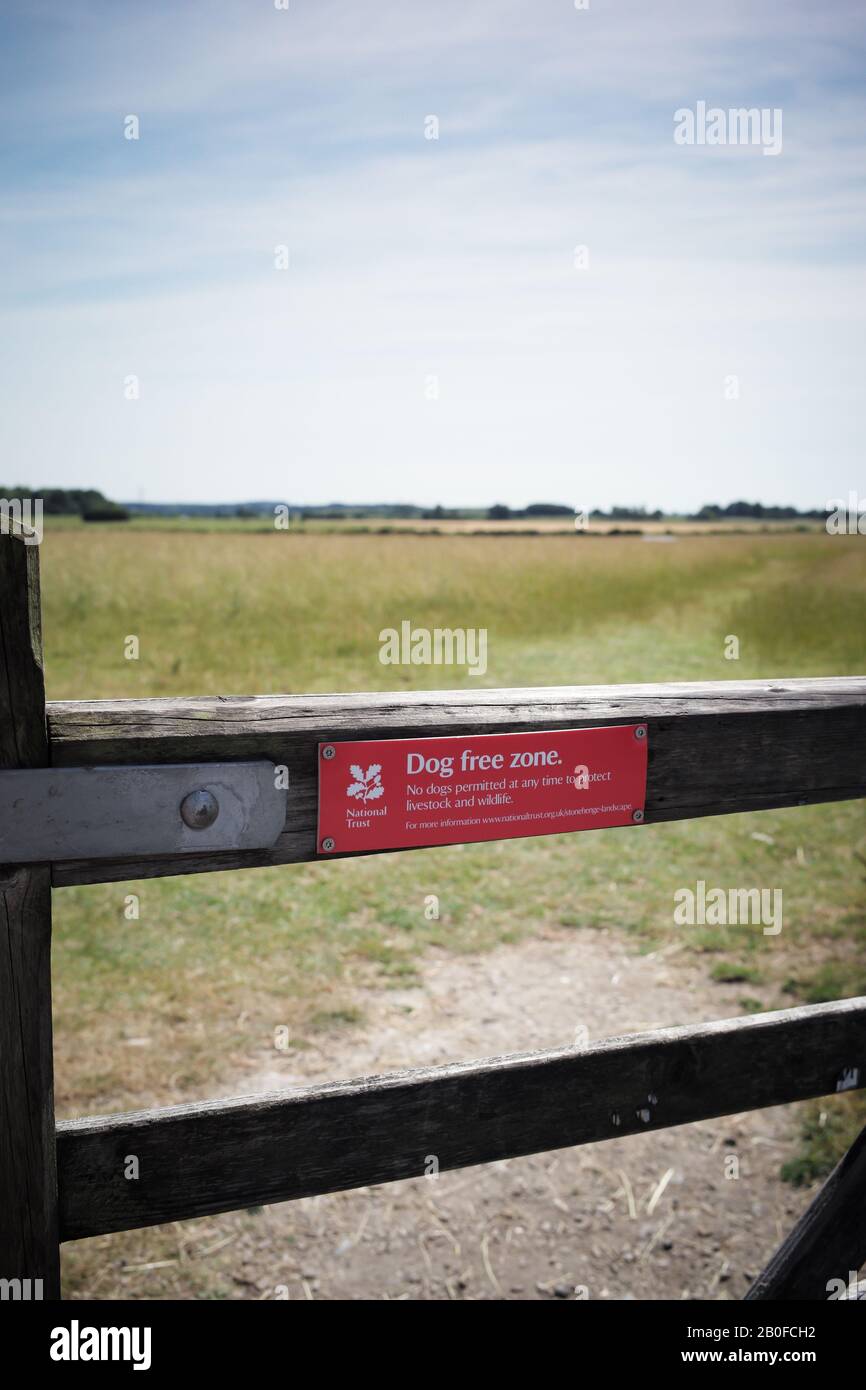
[317,724,647,854]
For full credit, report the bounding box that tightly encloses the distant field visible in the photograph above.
[44,512,824,536]
[41,528,863,697]
[42,528,865,1292]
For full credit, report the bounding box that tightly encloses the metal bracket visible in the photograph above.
[0,763,287,864]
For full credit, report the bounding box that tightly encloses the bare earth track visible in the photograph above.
[210,926,822,1301]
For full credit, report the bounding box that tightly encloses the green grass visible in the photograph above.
[709,961,764,985]
[39,529,865,698]
[780,1094,866,1187]
[54,798,865,1117]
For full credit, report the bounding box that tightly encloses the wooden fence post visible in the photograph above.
[0,524,60,1299]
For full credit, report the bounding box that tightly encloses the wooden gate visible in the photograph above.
[1,525,864,1300]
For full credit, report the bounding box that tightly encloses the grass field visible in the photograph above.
[42,527,863,698]
[40,527,866,1292]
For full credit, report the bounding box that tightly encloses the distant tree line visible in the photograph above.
[0,486,129,521]
[587,506,664,522]
[689,501,828,521]
[486,503,576,519]
[487,501,829,522]
[1,489,831,525]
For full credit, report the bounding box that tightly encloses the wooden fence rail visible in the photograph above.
[57,997,866,1241]
[48,677,866,885]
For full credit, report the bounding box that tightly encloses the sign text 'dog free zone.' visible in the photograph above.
[317,724,648,853]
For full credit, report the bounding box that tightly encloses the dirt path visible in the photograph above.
[217,925,817,1301]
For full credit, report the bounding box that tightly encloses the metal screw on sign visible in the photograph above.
[632,809,644,823]
[322,745,336,760]
[180,789,219,830]
[321,837,336,852]
[635,725,647,740]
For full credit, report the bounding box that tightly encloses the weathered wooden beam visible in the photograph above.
[745,1120,866,1301]
[0,527,60,1296]
[46,677,866,885]
[57,996,866,1241]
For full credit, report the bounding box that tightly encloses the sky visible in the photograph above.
[1,0,865,510]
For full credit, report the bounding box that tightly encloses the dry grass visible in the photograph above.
[41,529,864,697]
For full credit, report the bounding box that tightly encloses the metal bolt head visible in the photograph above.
[632,808,644,823]
[180,789,219,830]
[322,745,336,761]
[635,724,647,740]
[321,837,336,853]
